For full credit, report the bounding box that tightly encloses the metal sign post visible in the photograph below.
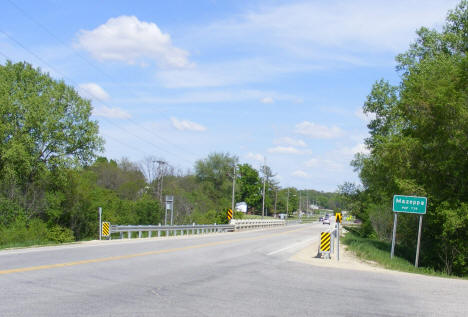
[337,221,340,261]
[415,215,423,267]
[99,207,102,240]
[391,195,427,267]
[390,213,398,259]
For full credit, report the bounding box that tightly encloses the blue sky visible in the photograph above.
[0,0,458,191]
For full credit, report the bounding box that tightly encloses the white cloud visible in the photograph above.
[260,97,274,104]
[305,158,319,168]
[268,146,302,154]
[93,106,131,119]
[118,89,301,105]
[292,170,309,178]
[246,152,264,162]
[196,0,457,55]
[355,107,376,122]
[341,143,370,156]
[305,157,344,171]
[76,16,190,68]
[78,83,110,101]
[274,137,306,147]
[156,58,308,88]
[295,121,343,139]
[170,117,206,132]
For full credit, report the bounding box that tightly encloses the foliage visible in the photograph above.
[345,1,468,276]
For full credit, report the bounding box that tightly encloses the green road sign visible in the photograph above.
[393,195,427,214]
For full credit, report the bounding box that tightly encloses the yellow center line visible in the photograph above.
[0,226,310,275]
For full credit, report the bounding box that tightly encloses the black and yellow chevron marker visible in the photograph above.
[102,222,110,237]
[320,232,331,252]
[227,209,233,220]
[336,212,342,223]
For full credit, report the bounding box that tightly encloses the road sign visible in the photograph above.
[227,209,233,220]
[335,212,342,223]
[393,195,427,214]
[102,222,110,237]
[320,232,331,252]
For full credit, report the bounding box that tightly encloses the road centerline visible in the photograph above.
[0,226,310,275]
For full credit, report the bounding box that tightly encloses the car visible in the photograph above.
[319,217,324,222]
[322,218,330,225]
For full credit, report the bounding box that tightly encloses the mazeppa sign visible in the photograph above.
[391,194,427,268]
[393,195,427,214]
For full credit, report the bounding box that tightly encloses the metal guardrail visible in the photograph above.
[110,223,234,239]
[107,219,288,239]
[230,219,286,230]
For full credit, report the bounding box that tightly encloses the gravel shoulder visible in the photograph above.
[289,233,389,273]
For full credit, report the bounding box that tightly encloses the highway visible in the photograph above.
[1,223,467,316]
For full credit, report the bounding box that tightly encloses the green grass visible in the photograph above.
[342,229,466,279]
[0,239,65,250]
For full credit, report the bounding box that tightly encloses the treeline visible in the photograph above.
[340,1,468,276]
[1,61,339,247]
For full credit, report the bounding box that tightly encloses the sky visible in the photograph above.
[0,0,459,192]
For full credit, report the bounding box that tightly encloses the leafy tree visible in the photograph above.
[0,61,103,216]
[236,163,262,211]
[351,1,468,275]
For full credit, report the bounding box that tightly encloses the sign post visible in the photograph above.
[391,195,427,267]
[390,213,398,259]
[99,207,102,240]
[336,213,342,261]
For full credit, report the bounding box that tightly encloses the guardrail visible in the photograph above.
[230,219,286,230]
[106,219,289,239]
[110,223,234,239]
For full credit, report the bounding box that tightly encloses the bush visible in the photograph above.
[0,218,48,247]
[46,225,75,243]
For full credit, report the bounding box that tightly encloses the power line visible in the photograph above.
[6,0,204,162]
[0,30,195,166]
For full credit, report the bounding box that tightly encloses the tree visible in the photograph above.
[0,61,103,216]
[353,1,468,275]
[236,163,262,211]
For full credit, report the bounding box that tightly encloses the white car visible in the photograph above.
[322,218,330,225]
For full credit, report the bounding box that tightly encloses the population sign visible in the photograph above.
[393,195,427,214]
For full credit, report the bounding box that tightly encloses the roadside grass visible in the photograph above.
[0,240,63,250]
[342,228,466,279]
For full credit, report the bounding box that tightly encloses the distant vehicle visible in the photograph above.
[324,214,329,220]
[354,219,362,224]
[323,218,330,225]
[319,217,324,222]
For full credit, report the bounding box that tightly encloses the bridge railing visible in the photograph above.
[110,223,234,239]
[230,219,286,230]
[106,219,290,239]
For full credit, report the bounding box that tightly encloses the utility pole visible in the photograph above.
[274,188,277,214]
[231,164,236,213]
[286,187,290,215]
[262,158,266,219]
[154,160,167,204]
[299,190,302,217]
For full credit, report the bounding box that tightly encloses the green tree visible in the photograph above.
[236,163,262,211]
[352,1,468,275]
[0,61,103,217]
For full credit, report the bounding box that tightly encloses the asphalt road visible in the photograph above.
[1,223,467,316]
